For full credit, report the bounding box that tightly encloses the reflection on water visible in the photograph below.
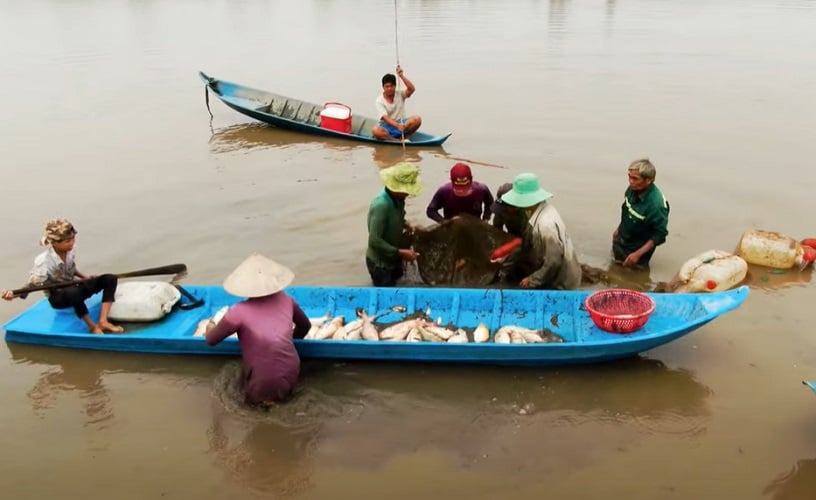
[581,261,657,292]
[207,123,358,154]
[741,264,813,292]
[8,343,220,426]
[297,356,712,471]
[26,358,113,427]
[371,145,425,169]
[764,457,816,500]
[335,356,712,419]
[207,123,446,172]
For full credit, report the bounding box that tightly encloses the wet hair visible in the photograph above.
[382,73,397,87]
[628,158,656,180]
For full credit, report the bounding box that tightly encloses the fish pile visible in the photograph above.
[192,306,235,338]
[192,306,565,344]
[303,308,564,344]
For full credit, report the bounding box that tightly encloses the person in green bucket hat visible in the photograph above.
[497,173,582,290]
[366,162,423,287]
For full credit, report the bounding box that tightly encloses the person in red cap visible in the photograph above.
[425,163,494,223]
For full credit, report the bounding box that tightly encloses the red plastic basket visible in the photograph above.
[585,289,656,334]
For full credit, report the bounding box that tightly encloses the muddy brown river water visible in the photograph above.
[1,1,815,498]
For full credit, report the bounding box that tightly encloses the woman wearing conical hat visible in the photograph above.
[204,254,311,405]
[1,219,124,334]
[497,174,582,290]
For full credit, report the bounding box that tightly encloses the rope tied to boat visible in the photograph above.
[204,85,214,120]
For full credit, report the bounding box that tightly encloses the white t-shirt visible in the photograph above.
[375,90,406,122]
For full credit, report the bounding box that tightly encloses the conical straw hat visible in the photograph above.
[222,254,294,298]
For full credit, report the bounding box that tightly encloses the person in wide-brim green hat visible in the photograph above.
[379,162,423,197]
[497,173,582,291]
[501,173,553,208]
[366,162,423,287]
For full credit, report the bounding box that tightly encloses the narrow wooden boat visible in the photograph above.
[3,285,748,366]
[199,71,451,147]
[803,381,816,395]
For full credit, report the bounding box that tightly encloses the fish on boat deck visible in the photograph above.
[295,310,566,345]
[192,306,235,338]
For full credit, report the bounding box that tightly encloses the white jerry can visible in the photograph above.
[673,250,748,293]
[736,229,807,270]
[108,281,181,322]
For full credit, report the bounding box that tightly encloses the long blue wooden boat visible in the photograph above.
[804,381,816,395]
[3,285,748,366]
[199,71,451,147]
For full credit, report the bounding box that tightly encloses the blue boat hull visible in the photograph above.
[3,285,749,366]
[199,71,451,147]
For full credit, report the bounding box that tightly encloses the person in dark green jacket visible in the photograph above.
[366,163,423,286]
[612,158,670,267]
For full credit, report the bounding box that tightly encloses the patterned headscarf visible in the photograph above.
[40,219,77,246]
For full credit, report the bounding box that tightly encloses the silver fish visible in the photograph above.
[213,306,229,324]
[198,306,236,339]
[473,323,490,343]
[380,319,417,341]
[540,328,566,343]
[509,330,527,344]
[314,316,344,340]
[304,326,317,339]
[406,327,422,342]
[305,311,332,339]
[309,311,331,327]
[339,317,364,340]
[494,329,511,344]
[418,323,445,342]
[345,325,363,340]
[447,328,469,343]
[420,323,456,341]
[359,310,380,341]
[193,318,211,337]
[496,326,551,344]
[520,330,545,343]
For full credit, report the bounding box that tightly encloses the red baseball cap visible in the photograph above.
[450,163,473,197]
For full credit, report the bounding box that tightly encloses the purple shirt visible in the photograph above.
[206,292,310,403]
[426,181,494,223]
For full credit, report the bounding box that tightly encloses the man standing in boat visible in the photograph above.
[371,66,422,141]
[612,158,670,267]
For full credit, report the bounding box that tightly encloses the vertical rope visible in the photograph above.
[394,0,406,152]
[204,85,213,120]
[394,0,400,66]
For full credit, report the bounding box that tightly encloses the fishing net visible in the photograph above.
[411,215,516,287]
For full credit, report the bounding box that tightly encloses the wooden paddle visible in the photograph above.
[8,263,188,298]
[432,153,509,169]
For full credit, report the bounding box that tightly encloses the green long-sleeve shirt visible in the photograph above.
[613,183,670,265]
[367,189,406,268]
